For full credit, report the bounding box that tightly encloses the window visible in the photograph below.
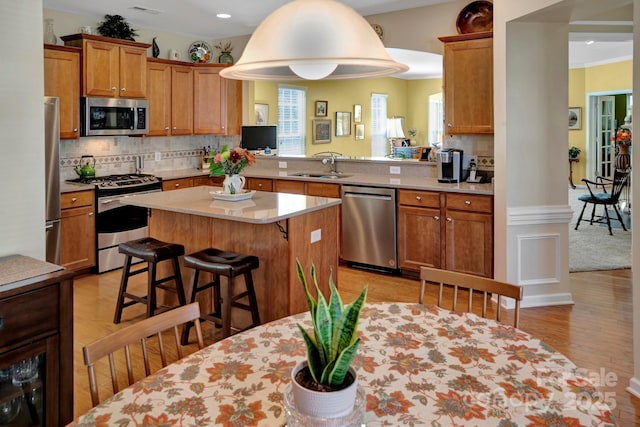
[278,85,306,155]
[428,93,443,144]
[371,93,388,157]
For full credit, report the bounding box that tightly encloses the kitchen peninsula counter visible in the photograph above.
[121,186,340,323]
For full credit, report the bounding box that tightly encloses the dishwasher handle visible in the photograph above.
[343,192,393,201]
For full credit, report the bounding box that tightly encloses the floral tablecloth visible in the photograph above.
[71,303,616,426]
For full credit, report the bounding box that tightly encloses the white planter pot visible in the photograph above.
[290,361,358,419]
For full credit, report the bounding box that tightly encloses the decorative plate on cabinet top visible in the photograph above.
[456,0,493,34]
[188,41,212,63]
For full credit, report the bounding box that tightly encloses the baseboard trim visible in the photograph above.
[627,377,640,398]
[521,292,574,308]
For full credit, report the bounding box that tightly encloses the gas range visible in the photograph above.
[68,173,160,189]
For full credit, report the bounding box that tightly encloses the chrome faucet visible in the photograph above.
[322,153,338,173]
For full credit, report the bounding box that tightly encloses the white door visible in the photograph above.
[595,95,616,180]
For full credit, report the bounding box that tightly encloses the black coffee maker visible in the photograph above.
[436,149,463,183]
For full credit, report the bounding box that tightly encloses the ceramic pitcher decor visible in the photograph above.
[222,174,245,194]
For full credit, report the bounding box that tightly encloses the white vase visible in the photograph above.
[222,174,245,194]
[290,361,358,419]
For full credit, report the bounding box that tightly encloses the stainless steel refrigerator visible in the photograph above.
[45,96,61,265]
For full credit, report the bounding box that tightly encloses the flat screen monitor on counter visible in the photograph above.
[241,125,277,154]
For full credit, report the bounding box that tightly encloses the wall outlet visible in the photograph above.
[390,166,401,174]
[310,229,321,243]
[279,161,287,169]
[155,152,162,161]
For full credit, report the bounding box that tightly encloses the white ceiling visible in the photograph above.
[43,0,634,78]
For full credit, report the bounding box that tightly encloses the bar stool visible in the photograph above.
[113,237,187,323]
[181,248,261,343]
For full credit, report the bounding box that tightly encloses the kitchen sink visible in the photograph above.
[288,172,352,179]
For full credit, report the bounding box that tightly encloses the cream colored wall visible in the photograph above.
[253,77,442,157]
[0,2,46,259]
[568,60,632,183]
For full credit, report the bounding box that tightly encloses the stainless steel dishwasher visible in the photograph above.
[341,185,397,271]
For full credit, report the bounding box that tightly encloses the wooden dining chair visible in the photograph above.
[83,302,205,407]
[420,267,523,328]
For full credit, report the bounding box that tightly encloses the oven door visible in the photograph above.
[96,191,157,273]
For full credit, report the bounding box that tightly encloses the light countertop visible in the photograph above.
[120,185,341,224]
[0,255,64,288]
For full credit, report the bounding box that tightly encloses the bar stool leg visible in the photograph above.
[173,257,187,306]
[147,261,157,318]
[113,255,133,324]
[181,269,200,345]
[244,272,261,326]
[221,277,233,338]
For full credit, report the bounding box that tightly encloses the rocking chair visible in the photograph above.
[574,170,630,235]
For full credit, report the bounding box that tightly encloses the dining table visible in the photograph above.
[70,302,616,426]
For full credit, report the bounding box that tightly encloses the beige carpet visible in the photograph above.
[569,187,631,272]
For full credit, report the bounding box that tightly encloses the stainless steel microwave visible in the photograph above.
[81,97,148,137]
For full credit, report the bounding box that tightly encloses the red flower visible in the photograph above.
[366,390,414,417]
[207,361,254,381]
[525,412,584,426]
[216,401,267,426]
[435,390,486,420]
[141,413,179,426]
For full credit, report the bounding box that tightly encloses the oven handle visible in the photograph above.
[98,189,160,213]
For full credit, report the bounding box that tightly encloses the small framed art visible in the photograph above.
[568,107,581,130]
[315,100,328,117]
[313,119,331,144]
[353,104,362,123]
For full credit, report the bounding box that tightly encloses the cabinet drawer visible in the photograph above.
[162,178,194,191]
[0,286,59,349]
[247,178,273,192]
[61,190,93,209]
[446,193,493,213]
[306,182,340,198]
[193,176,224,187]
[398,189,440,208]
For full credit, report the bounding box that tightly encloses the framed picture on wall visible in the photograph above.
[315,100,328,117]
[313,119,331,144]
[255,103,268,125]
[568,107,581,130]
[336,112,351,136]
[353,104,362,123]
[355,124,365,140]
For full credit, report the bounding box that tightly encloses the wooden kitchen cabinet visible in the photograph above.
[444,193,493,277]
[193,65,242,136]
[44,45,81,139]
[193,175,224,187]
[146,59,193,136]
[439,32,493,135]
[397,189,493,278]
[398,190,442,271]
[62,34,150,99]
[306,182,341,198]
[274,179,306,194]
[0,266,74,425]
[60,190,95,271]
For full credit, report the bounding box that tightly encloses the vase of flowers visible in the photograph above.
[208,145,256,194]
[215,41,234,64]
[612,127,632,172]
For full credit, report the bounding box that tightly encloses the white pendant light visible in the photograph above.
[219,0,409,81]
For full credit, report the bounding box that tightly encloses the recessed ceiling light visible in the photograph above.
[216,13,231,19]
[585,40,595,45]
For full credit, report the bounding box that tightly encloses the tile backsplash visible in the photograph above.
[60,135,239,180]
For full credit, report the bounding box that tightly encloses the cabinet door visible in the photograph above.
[193,68,224,135]
[119,46,147,98]
[170,66,194,135]
[398,206,441,271]
[147,61,172,136]
[83,40,120,97]
[60,205,95,271]
[444,210,493,277]
[225,77,242,136]
[193,176,224,187]
[306,182,340,198]
[443,36,493,134]
[44,48,80,139]
[274,180,305,194]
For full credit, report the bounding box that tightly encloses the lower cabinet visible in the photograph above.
[246,178,273,192]
[398,189,493,278]
[162,177,194,191]
[0,268,74,425]
[60,190,95,271]
[193,175,224,187]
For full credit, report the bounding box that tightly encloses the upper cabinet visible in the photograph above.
[439,32,493,135]
[61,34,150,99]
[193,65,242,136]
[44,45,80,139]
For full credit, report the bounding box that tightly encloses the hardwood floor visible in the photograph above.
[72,266,640,425]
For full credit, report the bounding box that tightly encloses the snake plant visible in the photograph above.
[296,260,367,389]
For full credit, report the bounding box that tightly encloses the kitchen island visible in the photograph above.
[120,186,341,323]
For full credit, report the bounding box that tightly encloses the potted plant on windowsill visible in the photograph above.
[569,146,581,159]
[290,260,367,419]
